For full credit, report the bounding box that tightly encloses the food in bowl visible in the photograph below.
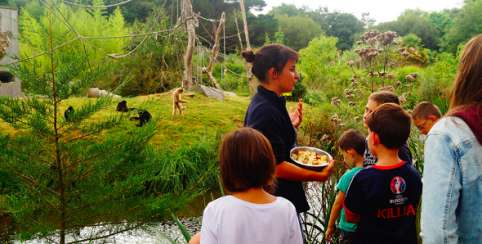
[291,150,328,166]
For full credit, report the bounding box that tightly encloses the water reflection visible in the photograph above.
[177,190,223,217]
[0,190,223,243]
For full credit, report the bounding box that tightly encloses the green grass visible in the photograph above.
[0,91,251,147]
[0,90,311,197]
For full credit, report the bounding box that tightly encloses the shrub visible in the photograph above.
[287,73,308,102]
[99,8,185,96]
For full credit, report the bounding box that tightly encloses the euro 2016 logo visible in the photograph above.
[390,177,406,194]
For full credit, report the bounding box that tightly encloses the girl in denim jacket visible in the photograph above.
[420,34,482,244]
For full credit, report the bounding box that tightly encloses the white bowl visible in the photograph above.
[290,146,333,172]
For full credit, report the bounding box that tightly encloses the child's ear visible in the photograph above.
[269,68,278,79]
[371,131,380,145]
[429,115,438,121]
[347,149,355,157]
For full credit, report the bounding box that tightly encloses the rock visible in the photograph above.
[224,91,237,96]
[193,84,224,101]
[86,88,121,98]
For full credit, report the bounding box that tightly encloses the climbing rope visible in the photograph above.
[223,17,227,80]
[61,0,133,8]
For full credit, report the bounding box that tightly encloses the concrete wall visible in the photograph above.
[0,7,20,98]
[0,78,21,97]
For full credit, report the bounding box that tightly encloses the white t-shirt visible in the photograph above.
[200,195,302,244]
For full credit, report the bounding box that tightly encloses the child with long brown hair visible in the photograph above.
[421,34,482,244]
[189,127,302,244]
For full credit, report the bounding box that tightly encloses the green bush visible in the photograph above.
[299,36,341,89]
[415,68,454,114]
[212,54,249,93]
[287,73,308,102]
[99,8,185,96]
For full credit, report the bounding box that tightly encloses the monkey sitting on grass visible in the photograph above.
[64,106,74,122]
[117,100,136,112]
[130,110,152,127]
[173,87,189,116]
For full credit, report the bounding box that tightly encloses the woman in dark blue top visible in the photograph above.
[242,44,335,214]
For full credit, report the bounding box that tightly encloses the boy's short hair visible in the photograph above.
[369,91,400,105]
[219,127,276,193]
[411,101,442,120]
[337,129,366,155]
[366,103,411,149]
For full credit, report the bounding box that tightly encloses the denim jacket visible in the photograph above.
[420,117,482,244]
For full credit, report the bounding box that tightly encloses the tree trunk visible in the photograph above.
[211,21,217,45]
[203,12,225,90]
[238,0,256,96]
[233,9,243,51]
[183,0,195,90]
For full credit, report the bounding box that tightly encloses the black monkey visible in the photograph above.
[64,106,74,122]
[117,100,136,112]
[130,110,152,127]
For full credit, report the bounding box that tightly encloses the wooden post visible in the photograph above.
[238,0,256,96]
[202,12,225,90]
[182,0,195,90]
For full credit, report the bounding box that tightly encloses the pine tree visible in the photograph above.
[0,1,196,243]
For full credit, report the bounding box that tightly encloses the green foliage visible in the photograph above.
[361,12,375,29]
[212,53,249,93]
[442,0,482,53]
[274,25,285,44]
[99,8,185,96]
[264,31,271,45]
[0,3,204,243]
[324,12,364,51]
[415,54,457,114]
[274,13,324,50]
[428,11,454,37]
[172,213,192,243]
[268,3,305,16]
[374,13,440,50]
[402,33,422,48]
[298,36,340,88]
[286,73,307,102]
[268,4,363,51]
[193,0,268,50]
[245,13,279,48]
[19,0,130,84]
[401,8,429,18]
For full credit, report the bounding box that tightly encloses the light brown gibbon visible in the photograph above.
[173,87,189,116]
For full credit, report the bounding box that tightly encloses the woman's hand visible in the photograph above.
[275,159,335,182]
[289,99,303,128]
[317,159,335,181]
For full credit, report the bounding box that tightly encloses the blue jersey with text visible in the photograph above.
[343,161,422,244]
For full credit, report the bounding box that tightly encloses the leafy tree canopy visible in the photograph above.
[428,10,453,36]
[193,0,266,46]
[274,13,323,51]
[268,3,307,16]
[402,33,422,48]
[324,12,364,51]
[268,4,363,51]
[401,8,429,18]
[374,13,440,50]
[442,0,482,53]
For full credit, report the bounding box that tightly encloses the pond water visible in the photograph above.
[2,185,329,244]
[1,190,224,244]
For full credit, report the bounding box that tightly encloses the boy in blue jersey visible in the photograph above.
[343,103,422,244]
[325,129,366,244]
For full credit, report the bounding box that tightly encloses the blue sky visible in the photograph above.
[252,0,463,24]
